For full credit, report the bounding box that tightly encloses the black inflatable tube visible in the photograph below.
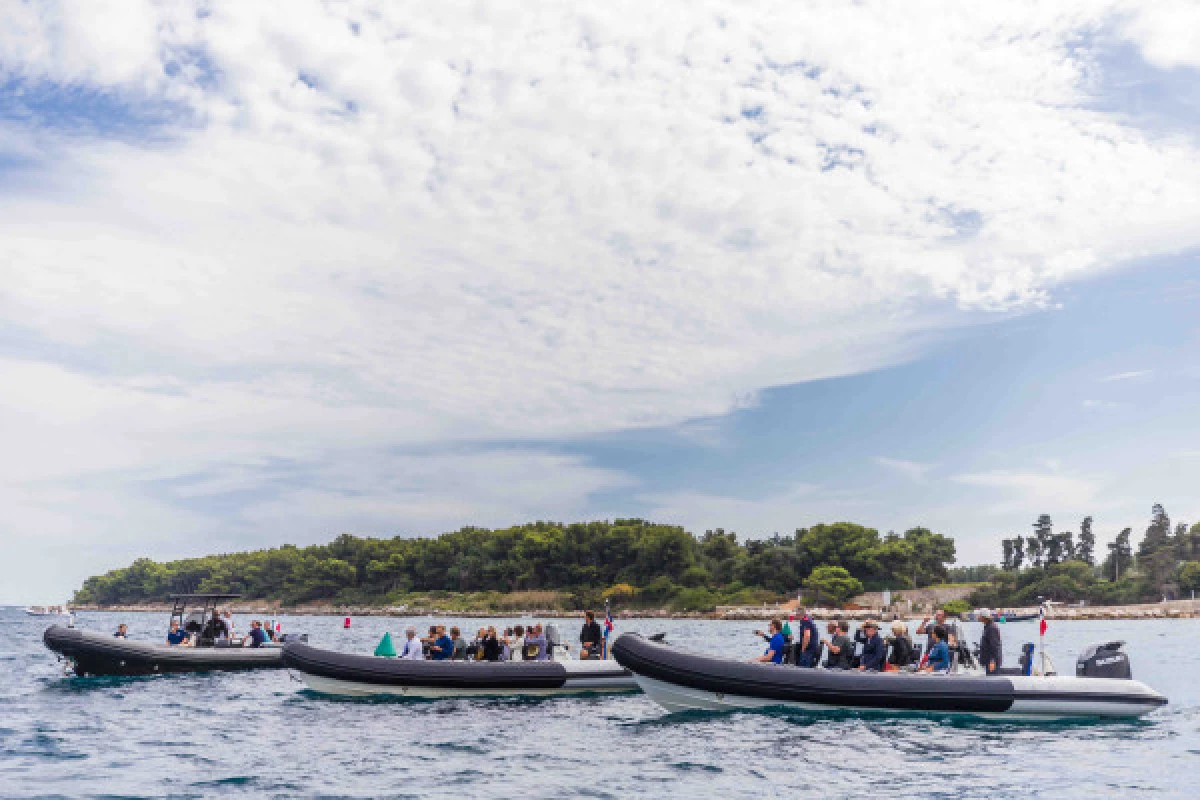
[43,625,284,676]
[612,632,1015,713]
[282,641,571,689]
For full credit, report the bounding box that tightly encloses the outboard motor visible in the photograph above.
[545,624,565,660]
[1076,641,1132,680]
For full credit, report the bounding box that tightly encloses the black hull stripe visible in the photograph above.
[613,633,1015,713]
[284,642,588,689]
[43,625,283,675]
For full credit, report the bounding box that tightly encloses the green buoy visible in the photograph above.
[374,631,397,657]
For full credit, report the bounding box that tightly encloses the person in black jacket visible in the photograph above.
[887,621,915,669]
[977,609,1003,674]
[857,620,886,671]
[822,619,854,669]
[579,610,603,659]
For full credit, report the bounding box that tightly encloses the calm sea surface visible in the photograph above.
[2,607,1198,798]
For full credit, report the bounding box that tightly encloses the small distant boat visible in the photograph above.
[612,633,1167,720]
[284,640,639,698]
[25,605,72,617]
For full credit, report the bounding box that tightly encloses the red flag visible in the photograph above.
[1039,606,1048,636]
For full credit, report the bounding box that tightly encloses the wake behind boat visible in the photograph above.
[611,633,1167,720]
[283,640,638,698]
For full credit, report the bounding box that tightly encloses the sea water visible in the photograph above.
[2,607,1197,798]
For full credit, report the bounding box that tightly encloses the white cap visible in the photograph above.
[975,608,995,619]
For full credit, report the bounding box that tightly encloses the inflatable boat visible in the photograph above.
[44,625,286,676]
[611,633,1166,720]
[283,640,639,698]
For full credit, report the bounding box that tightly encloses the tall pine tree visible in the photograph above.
[1078,516,1095,566]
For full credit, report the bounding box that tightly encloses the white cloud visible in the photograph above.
[952,469,1106,514]
[1118,1,1200,70]
[1099,369,1153,382]
[2,1,1200,598]
[873,456,933,483]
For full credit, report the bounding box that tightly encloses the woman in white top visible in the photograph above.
[509,624,526,661]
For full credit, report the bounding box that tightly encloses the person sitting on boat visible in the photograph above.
[430,626,454,660]
[857,620,885,671]
[822,619,854,669]
[450,626,468,660]
[917,609,959,650]
[509,625,526,661]
[921,625,951,672]
[755,619,786,664]
[525,625,549,660]
[976,609,1003,674]
[113,623,128,639]
[399,626,424,660]
[886,621,914,671]
[246,620,268,648]
[166,620,191,646]
[580,610,603,659]
[479,626,501,661]
[201,611,230,643]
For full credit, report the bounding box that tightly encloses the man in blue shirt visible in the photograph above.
[921,625,952,672]
[166,621,190,646]
[755,619,786,664]
[430,626,454,660]
[796,609,822,667]
[247,620,268,648]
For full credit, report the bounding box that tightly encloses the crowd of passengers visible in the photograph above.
[753,607,1004,674]
[135,609,278,648]
[394,610,607,662]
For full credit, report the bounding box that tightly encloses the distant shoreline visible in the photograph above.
[66,600,1200,621]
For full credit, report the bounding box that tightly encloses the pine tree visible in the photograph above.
[1026,535,1043,569]
[1106,527,1133,581]
[1139,504,1171,557]
[1012,537,1025,569]
[1033,514,1053,565]
[1001,538,1014,570]
[1078,516,1095,566]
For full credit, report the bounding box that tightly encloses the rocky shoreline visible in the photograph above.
[68,598,1200,620]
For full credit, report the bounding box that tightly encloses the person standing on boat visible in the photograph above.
[917,608,960,650]
[976,609,1003,674]
[755,619,786,664]
[794,608,821,667]
[398,626,424,660]
[579,611,603,659]
[857,620,885,671]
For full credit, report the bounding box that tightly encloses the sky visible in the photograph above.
[1,1,1198,603]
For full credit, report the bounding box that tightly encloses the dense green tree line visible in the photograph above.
[74,519,957,610]
[973,505,1200,607]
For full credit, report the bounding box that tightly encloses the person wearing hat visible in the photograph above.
[857,619,885,671]
[977,609,1003,674]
